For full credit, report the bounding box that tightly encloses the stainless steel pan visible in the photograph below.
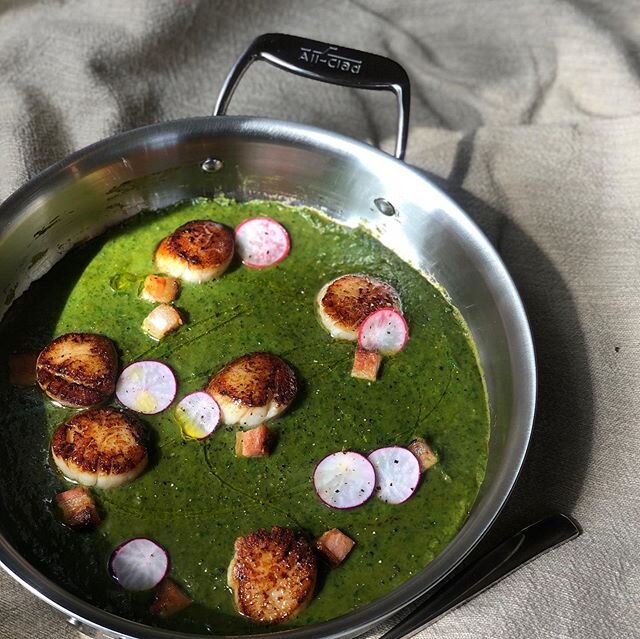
[0,34,535,639]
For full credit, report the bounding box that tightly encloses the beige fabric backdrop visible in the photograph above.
[1,1,638,638]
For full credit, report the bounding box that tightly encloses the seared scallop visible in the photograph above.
[51,407,148,489]
[228,527,318,624]
[316,274,401,340]
[36,333,118,408]
[155,220,234,283]
[206,352,297,426]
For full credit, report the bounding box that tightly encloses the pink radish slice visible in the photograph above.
[234,217,290,268]
[313,451,375,509]
[116,361,177,414]
[109,538,169,591]
[175,391,220,440]
[358,309,408,356]
[368,446,421,504]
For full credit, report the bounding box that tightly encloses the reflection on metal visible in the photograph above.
[374,198,396,217]
[201,158,224,173]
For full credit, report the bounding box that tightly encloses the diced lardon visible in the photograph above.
[149,578,192,618]
[228,527,317,624]
[408,437,439,472]
[351,347,383,381]
[142,304,183,340]
[316,528,355,567]
[206,352,297,427]
[155,220,234,283]
[51,407,148,489]
[235,423,273,457]
[55,486,101,530]
[140,275,180,303]
[36,333,118,408]
[316,274,401,340]
[8,352,38,386]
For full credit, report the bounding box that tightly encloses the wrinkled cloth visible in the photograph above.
[0,1,638,638]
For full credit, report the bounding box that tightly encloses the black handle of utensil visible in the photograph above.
[380,513,581,639]
[213,33,411,160]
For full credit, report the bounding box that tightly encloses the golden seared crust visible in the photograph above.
[51,407,147,480]
[228,527,318,624]
[320,274,400,333]
[36,333,118,408]
[156,220,234,270]
[206,353,297,408]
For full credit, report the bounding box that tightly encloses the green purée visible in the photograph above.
[0,198,489,634]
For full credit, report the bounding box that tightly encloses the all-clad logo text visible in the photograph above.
[298,46,363,74]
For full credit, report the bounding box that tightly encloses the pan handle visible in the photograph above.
[213,33,410,160]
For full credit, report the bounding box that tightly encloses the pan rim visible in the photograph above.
[0,115,536,639]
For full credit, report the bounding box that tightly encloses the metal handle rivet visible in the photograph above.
[374,198,396,217]
[201,158,224,173]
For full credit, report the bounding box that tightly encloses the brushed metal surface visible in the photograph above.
[213,33,410,160]
[0,116,535,639]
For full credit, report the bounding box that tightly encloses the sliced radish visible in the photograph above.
[313,451,375,509]
[116,361,177,414]
[368,446,421,504]
[109,538,169,591]
[175,391,220,440]
[234,217,290,268]
[358,309,409,356]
